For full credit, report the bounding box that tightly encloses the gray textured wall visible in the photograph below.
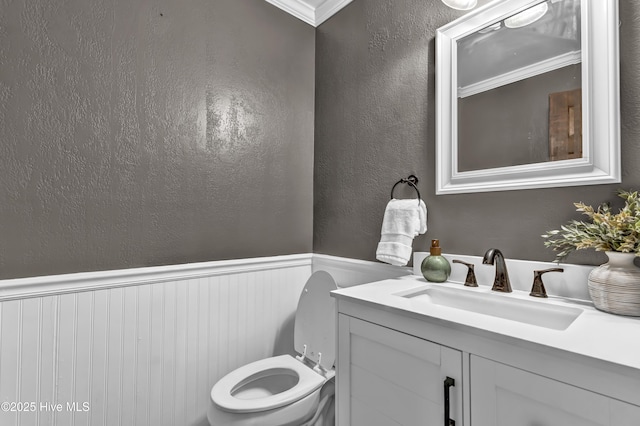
[459,65,581,171]
[0,0,315,279]
[314,0,640,266]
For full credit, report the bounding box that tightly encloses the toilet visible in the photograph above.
[207,271,338,426]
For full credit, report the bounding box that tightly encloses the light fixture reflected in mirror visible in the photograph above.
[442,0,478,11]
[504,2,549,28]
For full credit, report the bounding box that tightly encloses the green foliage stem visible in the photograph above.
[542,190,640,262]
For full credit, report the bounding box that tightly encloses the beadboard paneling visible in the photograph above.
[0,257,312,426]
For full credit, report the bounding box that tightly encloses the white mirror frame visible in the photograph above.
[436,0,620,194]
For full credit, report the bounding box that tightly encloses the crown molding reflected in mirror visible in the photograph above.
[435,0,620,194]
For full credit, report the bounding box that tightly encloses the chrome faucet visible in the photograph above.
[482,248,512,293]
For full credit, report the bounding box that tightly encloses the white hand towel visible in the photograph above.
[376,199,428,266]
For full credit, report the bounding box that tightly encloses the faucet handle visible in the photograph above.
[452,260,478,287]
[530,268,564,298]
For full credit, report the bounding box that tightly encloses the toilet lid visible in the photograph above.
[294,271,338,371]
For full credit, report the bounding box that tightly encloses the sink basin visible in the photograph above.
[396,285,582,330]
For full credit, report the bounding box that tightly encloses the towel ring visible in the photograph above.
[390,175,421,204]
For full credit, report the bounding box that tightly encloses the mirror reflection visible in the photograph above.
[456,0,581,172]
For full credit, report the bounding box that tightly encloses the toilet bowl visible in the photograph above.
[208,271,338,426]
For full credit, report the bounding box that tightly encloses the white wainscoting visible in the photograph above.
[0,254,312,426]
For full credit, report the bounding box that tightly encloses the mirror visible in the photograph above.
[436,0,620,194]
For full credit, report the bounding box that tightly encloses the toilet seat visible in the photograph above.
[212,354,326,414]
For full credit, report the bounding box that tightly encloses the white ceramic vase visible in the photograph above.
[588,251,640,316]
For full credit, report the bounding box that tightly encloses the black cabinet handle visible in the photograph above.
[444,376,455,426]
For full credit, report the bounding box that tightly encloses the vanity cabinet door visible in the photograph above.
[470,355,640,426]
[337,314,462,426]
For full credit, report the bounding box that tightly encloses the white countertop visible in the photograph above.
[332,275,640,372]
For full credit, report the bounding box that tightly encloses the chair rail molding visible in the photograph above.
[312,254,412,287]
[0,253,419,300]
[0,254,313,301]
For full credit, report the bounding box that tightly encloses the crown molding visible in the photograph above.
[458,50,582,98]
[314,0,353,26]
[265,0,352,27]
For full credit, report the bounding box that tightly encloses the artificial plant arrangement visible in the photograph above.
[542,190,640,262]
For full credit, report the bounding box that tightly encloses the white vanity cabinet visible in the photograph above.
[337,314,462,426]
[471,355,640,426]
[333,283,640,426]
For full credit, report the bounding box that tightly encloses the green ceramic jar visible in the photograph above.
[421,239,451,283]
